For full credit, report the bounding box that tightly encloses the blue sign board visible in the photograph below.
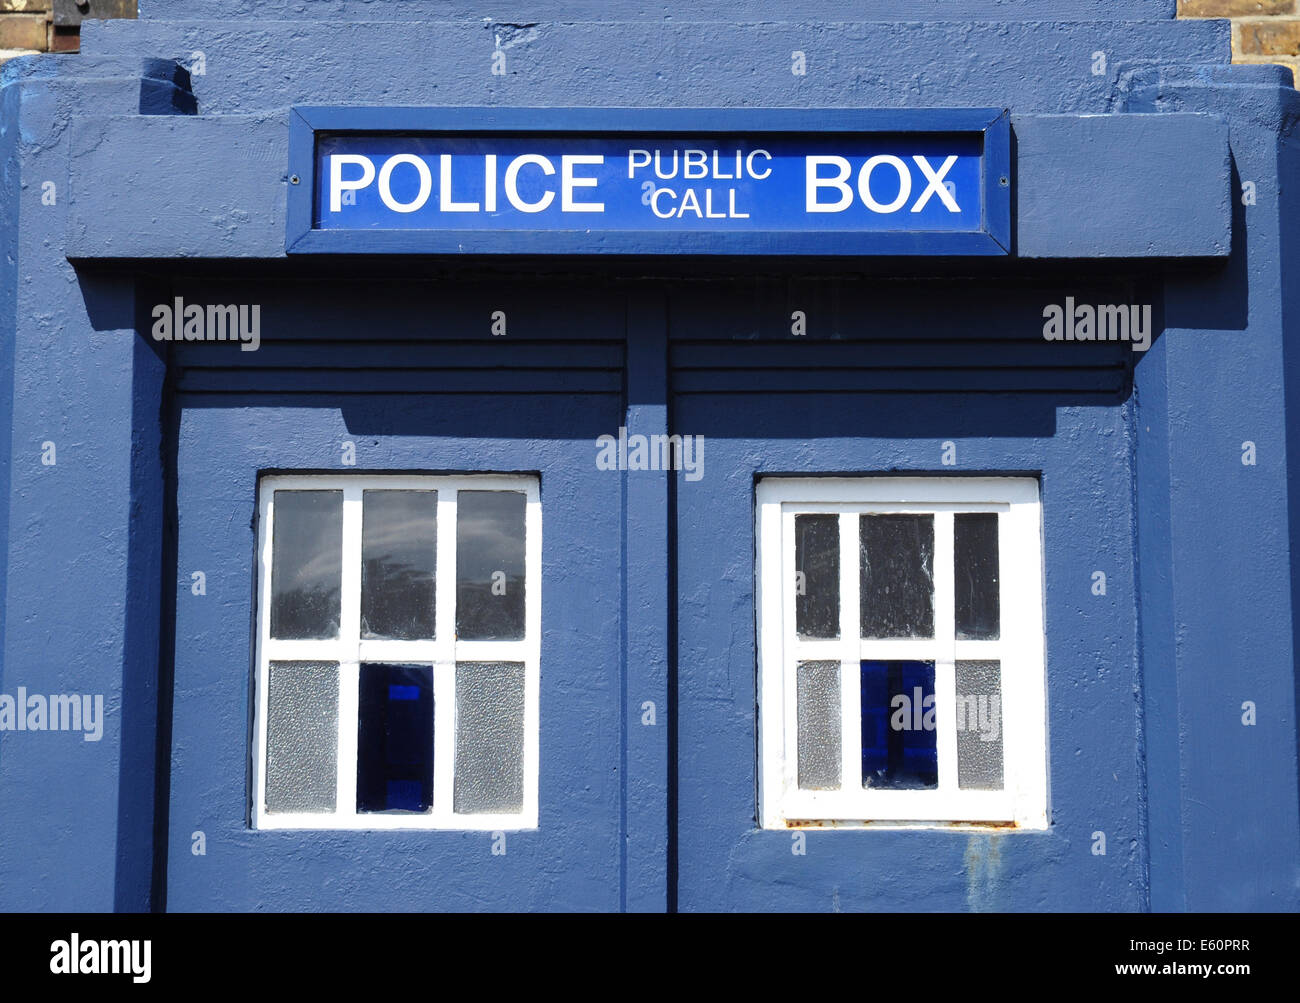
[287,108,1010,256]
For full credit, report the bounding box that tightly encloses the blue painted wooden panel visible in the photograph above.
[667,278,1143,396]
[167,278,626,398]
[0,65,174,913]
[1014,114,1230,259]
[163,286,629,911]
[83,19,1227,119]
[1127,67,1300,912]
[668,291,1145,911]
[67,111,1225,262]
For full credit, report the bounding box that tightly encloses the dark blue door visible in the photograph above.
[163,277,627,911]
[670,279,1146,912]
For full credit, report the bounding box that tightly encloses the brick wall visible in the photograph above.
[0,1,137,67]
[1179,0,1300,83]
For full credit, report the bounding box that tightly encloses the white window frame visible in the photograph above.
[251,473,541,831]
[757,476,1048,830]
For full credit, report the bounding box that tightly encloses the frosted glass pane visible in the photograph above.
[955,513,1000,640]
[956,660,1004,790]
[795,515,839,639]
[361,490,437,640]
[860,514,934,639]
[357,664,434,813]
[797,660,841,790]
[265,661,338,813]
[454,662,525,813]
[270,490,343,639]
[456,492,526,641]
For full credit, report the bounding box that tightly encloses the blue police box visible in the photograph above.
[0,0,1297,915]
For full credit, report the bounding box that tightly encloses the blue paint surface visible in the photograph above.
[669,278,1144,911]
[1,0,1298,914]
[1127,63,1300,912]
[65,111,1224,262]
[81,17,1228,119]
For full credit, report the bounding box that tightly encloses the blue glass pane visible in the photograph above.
[357,663,433,813]
[861,659,938,789]
[386,780,423,811]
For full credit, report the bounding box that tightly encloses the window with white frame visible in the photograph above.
[756,477,1048,829]
[252,474,540,830]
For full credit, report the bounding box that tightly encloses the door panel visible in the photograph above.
[164,280,626,911]
[669,282,1144,912]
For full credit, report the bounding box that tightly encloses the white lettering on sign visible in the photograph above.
[330,154,375,212]
[859,155,911,213]
[805,154,961,214]
[440,154,478,212]
[381,154,433,212]
[912,155,961,212]
[326,149,963,219]
[805,155,853,213]
[504,154,555,213]
[333,152,606,215]
[562,154,605,212]
[625,148,772,182]
[650,187,749,219]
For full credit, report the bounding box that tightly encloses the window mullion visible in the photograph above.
[838,511,862,794]
[252,488,275,827]
[519,488,543,827]
[781,508,800,802]
[336,485,363,819]
[933,510,958,793]
[1005,498,1048,827]
[756,494,787,829]
[433,487,459,821]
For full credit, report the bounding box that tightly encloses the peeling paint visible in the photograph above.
[487,21,541,50]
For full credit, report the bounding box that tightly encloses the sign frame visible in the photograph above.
[286,106,1011,256]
